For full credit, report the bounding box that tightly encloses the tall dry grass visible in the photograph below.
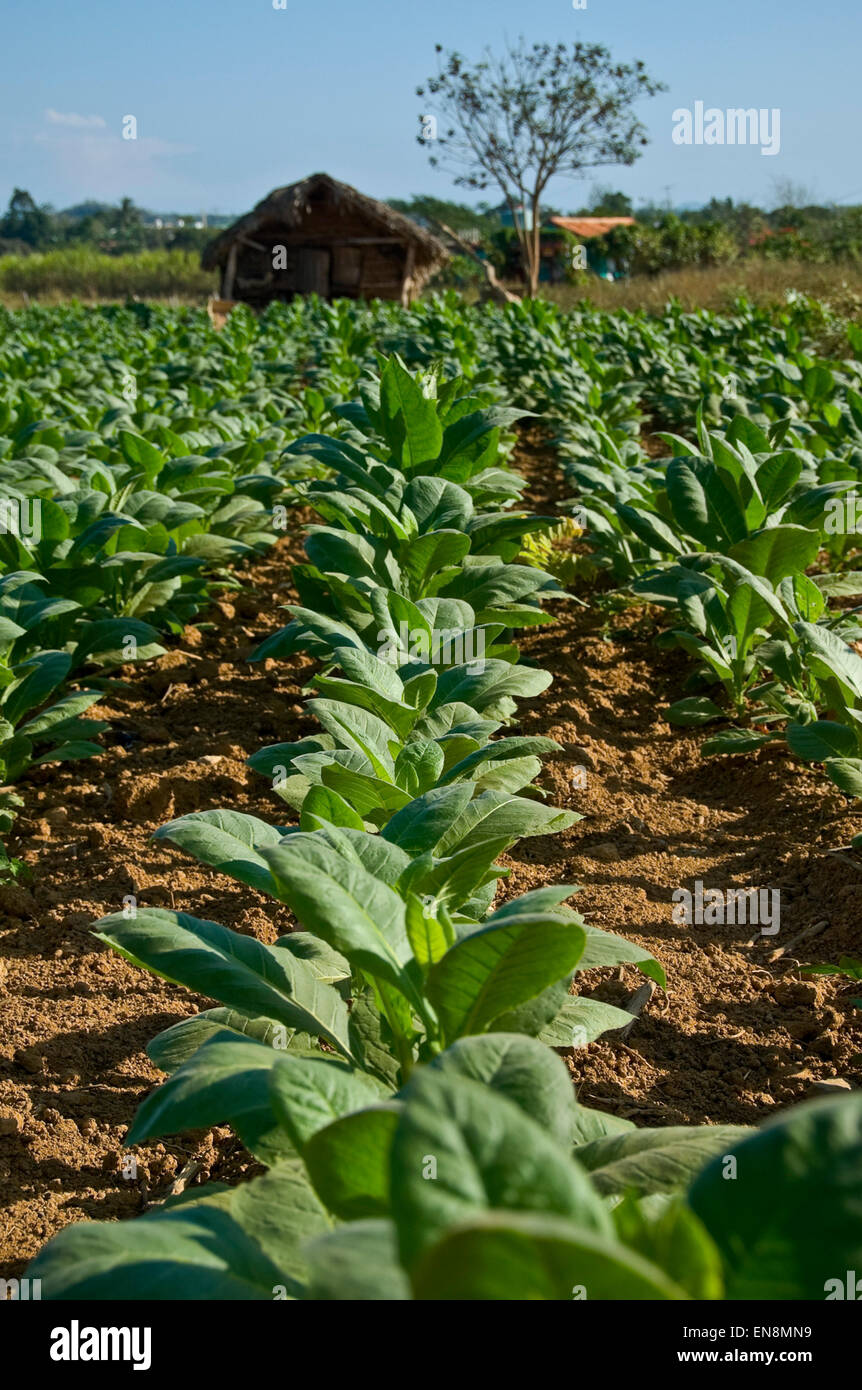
[0,248,215,304]
[537,261,862,320]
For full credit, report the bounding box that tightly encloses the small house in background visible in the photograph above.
[548,216,636,280]
[201,173,448,308]
[549,215,636,238]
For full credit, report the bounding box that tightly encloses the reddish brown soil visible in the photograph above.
[1,443,861,1278]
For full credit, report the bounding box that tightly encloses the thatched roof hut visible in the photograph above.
[201,173,448,308]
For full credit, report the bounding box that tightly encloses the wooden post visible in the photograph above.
[401,243,415,307]
[222,242,238,298]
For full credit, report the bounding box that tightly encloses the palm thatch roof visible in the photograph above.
[201,173,448,273]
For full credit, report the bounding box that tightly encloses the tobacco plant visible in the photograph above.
[27,1032,862,1300]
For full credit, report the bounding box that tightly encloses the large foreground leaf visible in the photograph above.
[688,1095,862,1298]
[412,1212,687,1300]
[29,1163,330,1300]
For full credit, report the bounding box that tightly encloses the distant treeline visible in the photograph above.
[0,189,219,258]
[391,192,862,275]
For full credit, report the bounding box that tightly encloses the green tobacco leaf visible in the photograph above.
[612,1196,724,1301]
[398,834,510,911]
[153,810,286,895]
[434,790,579,855]
[700,728,775,756]
[31,739,103,765]
[118,429,165,480]
[28,1162,330,1300]
[93,909,356,1061]
[303,1104,401,1220]
[300,783,365,832]
[616,502,686,556]
[127,1034,295,1166]
[578,924,666,988]
[824,756,862,799]
[689,1094,862,1298]
[393,739,444,798]
[729,525,820,584]
[16,688,102,736]
[309,698,396,778]
[3,650,71,726]
[796,620,862,702]
[427,909,585,1041]
[577,1124,751,1197]
[571,1106,636,1146]
[666,458,746,547]
[379,356,443,468]
[269,1054,384,1150]
[402,531,471,596]
[665,696,725,727]
[263,834,423,1006]
[537,994,634,1048]
[426,1033,576,1148]
[381,784,473,853]
[320,761,411,819]
[404,893,450,971]
[304,1220,410,1300]
[147,1008,310,1073]
[70,617,165,669]
[390,1068,611,1272]
[347,987,402,1089]
[785,721,858,762]
[411,1211,686,1301]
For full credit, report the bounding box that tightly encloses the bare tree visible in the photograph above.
[417,40,664,295]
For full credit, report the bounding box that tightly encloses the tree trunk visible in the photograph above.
[528,194,542,296]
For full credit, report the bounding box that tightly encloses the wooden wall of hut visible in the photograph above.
[225,204,410,306]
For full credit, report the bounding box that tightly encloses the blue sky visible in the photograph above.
[2,0,860,215]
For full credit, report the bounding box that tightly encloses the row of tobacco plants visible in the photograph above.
[24,338,862,1300]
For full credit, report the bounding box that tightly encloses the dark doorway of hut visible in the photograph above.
[295,248,331,296]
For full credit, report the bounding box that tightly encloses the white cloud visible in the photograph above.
[44,108,107,129]
[31,123,198,201]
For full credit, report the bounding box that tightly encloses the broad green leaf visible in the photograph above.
[577,1124,751,1196]
[269,1053,384,1149]
[93,908,356,1061]
[303,1220,410,1300]
[147,1007,314,1073]
[412,1211,686,1301]
[689,1095,862,1299]
[578,925,666,987]
[153,810,286,895]
[127,1034,294,1166]
[262,834,423,1007]
[300,783,365,832]
[427,910,585,1041]
[390,1068,611,1271]
[303,1104,401,1220]
[426,1033,576,1148]
[28,1162,329,1300]
[537,994,634,1048]
[379,356,443,468]
[786,718,858,762]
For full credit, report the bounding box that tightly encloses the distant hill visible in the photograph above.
[59,202,115,220]
[58,202,235,228]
